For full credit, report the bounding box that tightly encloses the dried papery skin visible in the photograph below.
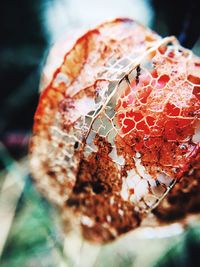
[30,18,160,206]
[30,18,200,242]
[153,147,200,222]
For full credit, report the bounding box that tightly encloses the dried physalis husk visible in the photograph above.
[30,18,200,242]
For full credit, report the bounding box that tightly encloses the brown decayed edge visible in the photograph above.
[154,146,200,222]
[30,18,200,242]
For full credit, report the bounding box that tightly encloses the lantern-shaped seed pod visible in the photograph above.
[30,18,200,242]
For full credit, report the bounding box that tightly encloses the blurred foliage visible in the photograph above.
[154,227,200,267]
[0,1,200,267]
[1,177,66,267]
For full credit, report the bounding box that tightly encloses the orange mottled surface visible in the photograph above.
[30,18,200,242]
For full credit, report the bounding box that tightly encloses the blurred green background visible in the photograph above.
[0,0,200,266]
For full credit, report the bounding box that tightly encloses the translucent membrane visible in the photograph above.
[30,18,200,242]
